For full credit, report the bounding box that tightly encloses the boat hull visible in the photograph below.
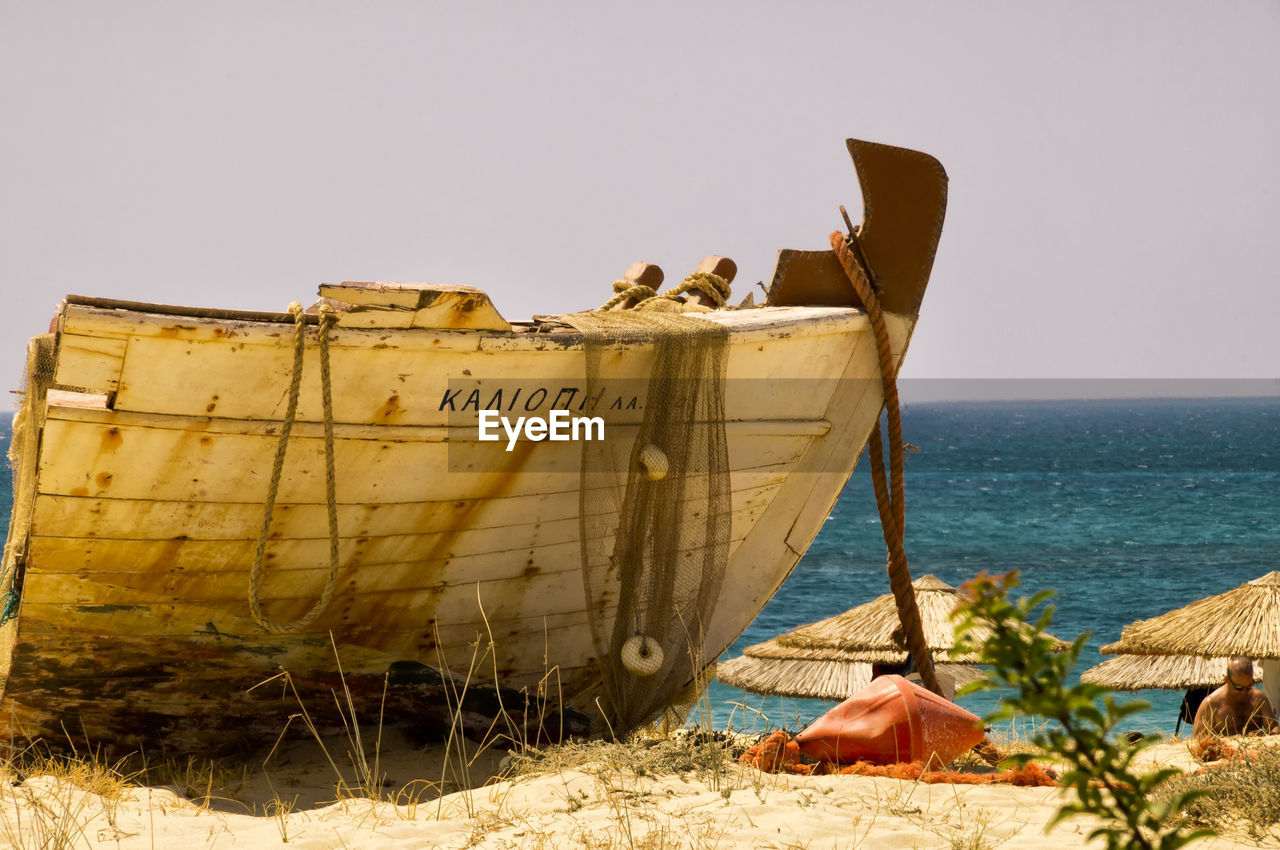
[0,300,912,751]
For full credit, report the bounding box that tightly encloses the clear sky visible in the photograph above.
[3,2,1277,399]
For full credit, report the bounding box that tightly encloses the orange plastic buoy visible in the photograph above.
[794,675,984,766]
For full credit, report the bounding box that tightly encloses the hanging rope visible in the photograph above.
[248,302,342,633]
[829,230,942,696]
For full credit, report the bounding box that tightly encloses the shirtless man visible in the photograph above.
[1192,656,1280,738]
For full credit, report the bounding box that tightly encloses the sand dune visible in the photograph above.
[1,733,1276,848]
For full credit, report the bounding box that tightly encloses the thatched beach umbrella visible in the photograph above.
[1081,651,1259,736]
[1081,653,1250,692]
[716,575,1037,701]
[773,575,989,661]
[1109,571,1280,711]
[716,641,983,701]
[716,647,874,701]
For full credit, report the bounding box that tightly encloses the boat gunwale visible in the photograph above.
[60,294,876,341]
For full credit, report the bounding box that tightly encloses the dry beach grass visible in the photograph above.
[2,723,1280,849]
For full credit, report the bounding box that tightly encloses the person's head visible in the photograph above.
[1226,656,1255,694]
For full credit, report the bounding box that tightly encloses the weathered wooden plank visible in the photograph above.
[25,622,603,692]
[44,403,832,442]
[60,301,862,344]
[35,415,811,504]
[26,533,580,581]
[22,561,604,621]
[30,478,785,542]
[318,282,513,331]
[23,520,755,585]
[7,613,605,684]
[52,333,127,391]
[105,336,844,426]
[57,303,867,424]
[15,596,601,652]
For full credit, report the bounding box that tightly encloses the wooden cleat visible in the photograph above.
[625,262,665,288]
[694,255,738,283]
[685,255,737,308]
[610,261,665,310]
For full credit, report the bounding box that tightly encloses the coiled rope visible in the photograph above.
[600,280,659,311]
[829,230,942,696]
[598,273,731,312]
[248,302,342,633]
[660,272,731,308]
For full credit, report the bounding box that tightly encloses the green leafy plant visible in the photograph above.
[953,570,1213,850]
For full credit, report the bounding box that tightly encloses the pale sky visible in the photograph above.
[3,2,1278,398]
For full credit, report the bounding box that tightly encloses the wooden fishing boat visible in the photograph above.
[0,139,947,753]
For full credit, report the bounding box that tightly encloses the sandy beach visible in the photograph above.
[2,729,1276,849]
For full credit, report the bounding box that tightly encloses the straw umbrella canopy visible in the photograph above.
[1107,571,1280,710]
[716,642,983,701]
[771,574,1064,663]
[716,650,874,701]
[716,574,1050,701]
[771,575,986,663]
[1081,653,1250,692]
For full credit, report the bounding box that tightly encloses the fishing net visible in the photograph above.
[562,309,731,734]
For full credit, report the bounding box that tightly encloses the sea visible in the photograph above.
[704,394,1280,736]
[1,395,1277,737]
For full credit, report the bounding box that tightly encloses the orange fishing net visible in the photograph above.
[740,730,803,773]
[1188,737,1239,763]
[819,760,1058,787]
[739,730,1058,787]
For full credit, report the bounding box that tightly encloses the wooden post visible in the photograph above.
[684,255,737,308]
[1263,658,1279,715]
[609,262,664,310]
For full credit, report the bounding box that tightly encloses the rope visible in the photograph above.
[598,274,731,312]
[599,281,659,311]
[661,273,731,307]
[829,230,942,696]
[248,302,342,633]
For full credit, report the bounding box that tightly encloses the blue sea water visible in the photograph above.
[705,395,1280,736]
[1,397,1277,737]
